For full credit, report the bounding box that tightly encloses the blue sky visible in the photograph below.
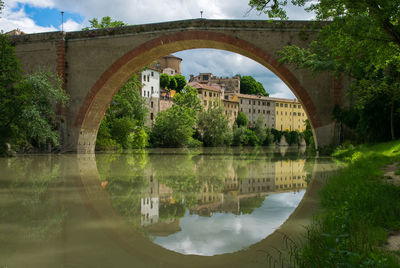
[0,0,314,98]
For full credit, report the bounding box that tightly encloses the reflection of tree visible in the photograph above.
[239,195,266,215]
[159,202,185,220]
[0,157,66,261]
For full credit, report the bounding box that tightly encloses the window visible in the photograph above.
[258,101,260,105]
[267,102,270,106]
[285,104,288,107]
[150,113,154,120]
[209,92,212,97]
[249,109,251,113]
[171,71,173,75]
[258,110,260,114]
[147,75,150,82]
[267,111,270,114]
[240,99,242,104]
[280,103,283,107]
[241,108,243,112]
[290,104,291,108]
[204,91,207,96]
[285,112,287,115]
[276,111,278,115]
[151,86,154,94]
[263,110,265,114]
[249,100,251,104]
[253,100,255,105]
[151,72,154,77]
[147,91,149,97]
[204,100,207,105]
[214,93,216,97]
[151,101,153,108]
[253,109,255,113]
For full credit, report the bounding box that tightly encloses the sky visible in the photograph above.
[0,0,315,98]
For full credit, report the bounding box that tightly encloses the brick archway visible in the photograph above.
[74,30,323,153]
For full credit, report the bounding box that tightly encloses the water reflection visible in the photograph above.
[0,147,340,267]
[95,147,312,255]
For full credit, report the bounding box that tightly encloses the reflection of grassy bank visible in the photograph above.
[293,141,400,267]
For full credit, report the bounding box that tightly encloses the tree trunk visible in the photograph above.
[390,100,395,140]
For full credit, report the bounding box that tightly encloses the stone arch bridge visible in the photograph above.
[10,19,348,153]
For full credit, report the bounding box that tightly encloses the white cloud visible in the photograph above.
[60,18,81,32]
[0,4,57,33]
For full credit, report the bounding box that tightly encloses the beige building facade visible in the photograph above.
[237,94,276,128]
[274,98,307,131]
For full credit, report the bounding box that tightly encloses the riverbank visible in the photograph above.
[292,140,400,267]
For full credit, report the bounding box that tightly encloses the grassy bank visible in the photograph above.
[293,141,400,267]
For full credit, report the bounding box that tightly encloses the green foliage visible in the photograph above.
[235,111,249,127]
[302,119,314,146]
[251,0,400,142]
[173,74,187,92]
[0,35,69,154]
[172,85,202,114]
[160,73,170,89]
[168,77,177,91]
[151,105,197,148]
[197,107,232,146]
[264,128,275,145]
[96,75,149,150]
[240,75,268,96]
[293,141,400,267]
[253,116,267,144]
[82,16,126,30]
[233,126,260,146]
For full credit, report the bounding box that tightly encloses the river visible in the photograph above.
[0,146,339,268]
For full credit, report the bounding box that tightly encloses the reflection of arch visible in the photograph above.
[75,31,323,153]
[73,155,338,267]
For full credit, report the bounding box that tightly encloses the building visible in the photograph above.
[140,68,160,125]
[222,96,239,127]
[189,73,240,95]
[154,54,182,75]
[237,94,276,128]
[273,98,307,131]
[188,82,222,110]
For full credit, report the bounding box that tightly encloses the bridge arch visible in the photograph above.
[74,30,323,153]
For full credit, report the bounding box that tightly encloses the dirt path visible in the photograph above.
[383,162,400,257]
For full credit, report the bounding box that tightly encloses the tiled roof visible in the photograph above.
[188,82,221,93]
[236,93,299,103]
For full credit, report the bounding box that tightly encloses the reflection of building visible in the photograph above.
[139,158,309,229]
[274,159,307,191]
[141,197,159,226]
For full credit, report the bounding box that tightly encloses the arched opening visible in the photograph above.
[74,30,322,153]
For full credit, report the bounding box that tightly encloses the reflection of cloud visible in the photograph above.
[154,190,306,256]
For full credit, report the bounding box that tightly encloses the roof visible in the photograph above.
[163,54,182,61]
[222,99,239,104]
[188,82,221,93]
[236,93,299,103]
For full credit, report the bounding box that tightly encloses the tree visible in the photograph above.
[197,107,232,146]
[82,16,126,30]
[253,116,267,144]
[248,0,400,141]
[96,76,149,150]
[172,85,202,115]
[0,36,69,154]
[169,77,177,91]
[160,73,170,89]
[173,74,187,92]
[240,75,268,96]
[235,111,249,127]
[150,105,197,147]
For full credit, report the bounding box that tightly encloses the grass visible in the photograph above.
[292,140,400,267]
